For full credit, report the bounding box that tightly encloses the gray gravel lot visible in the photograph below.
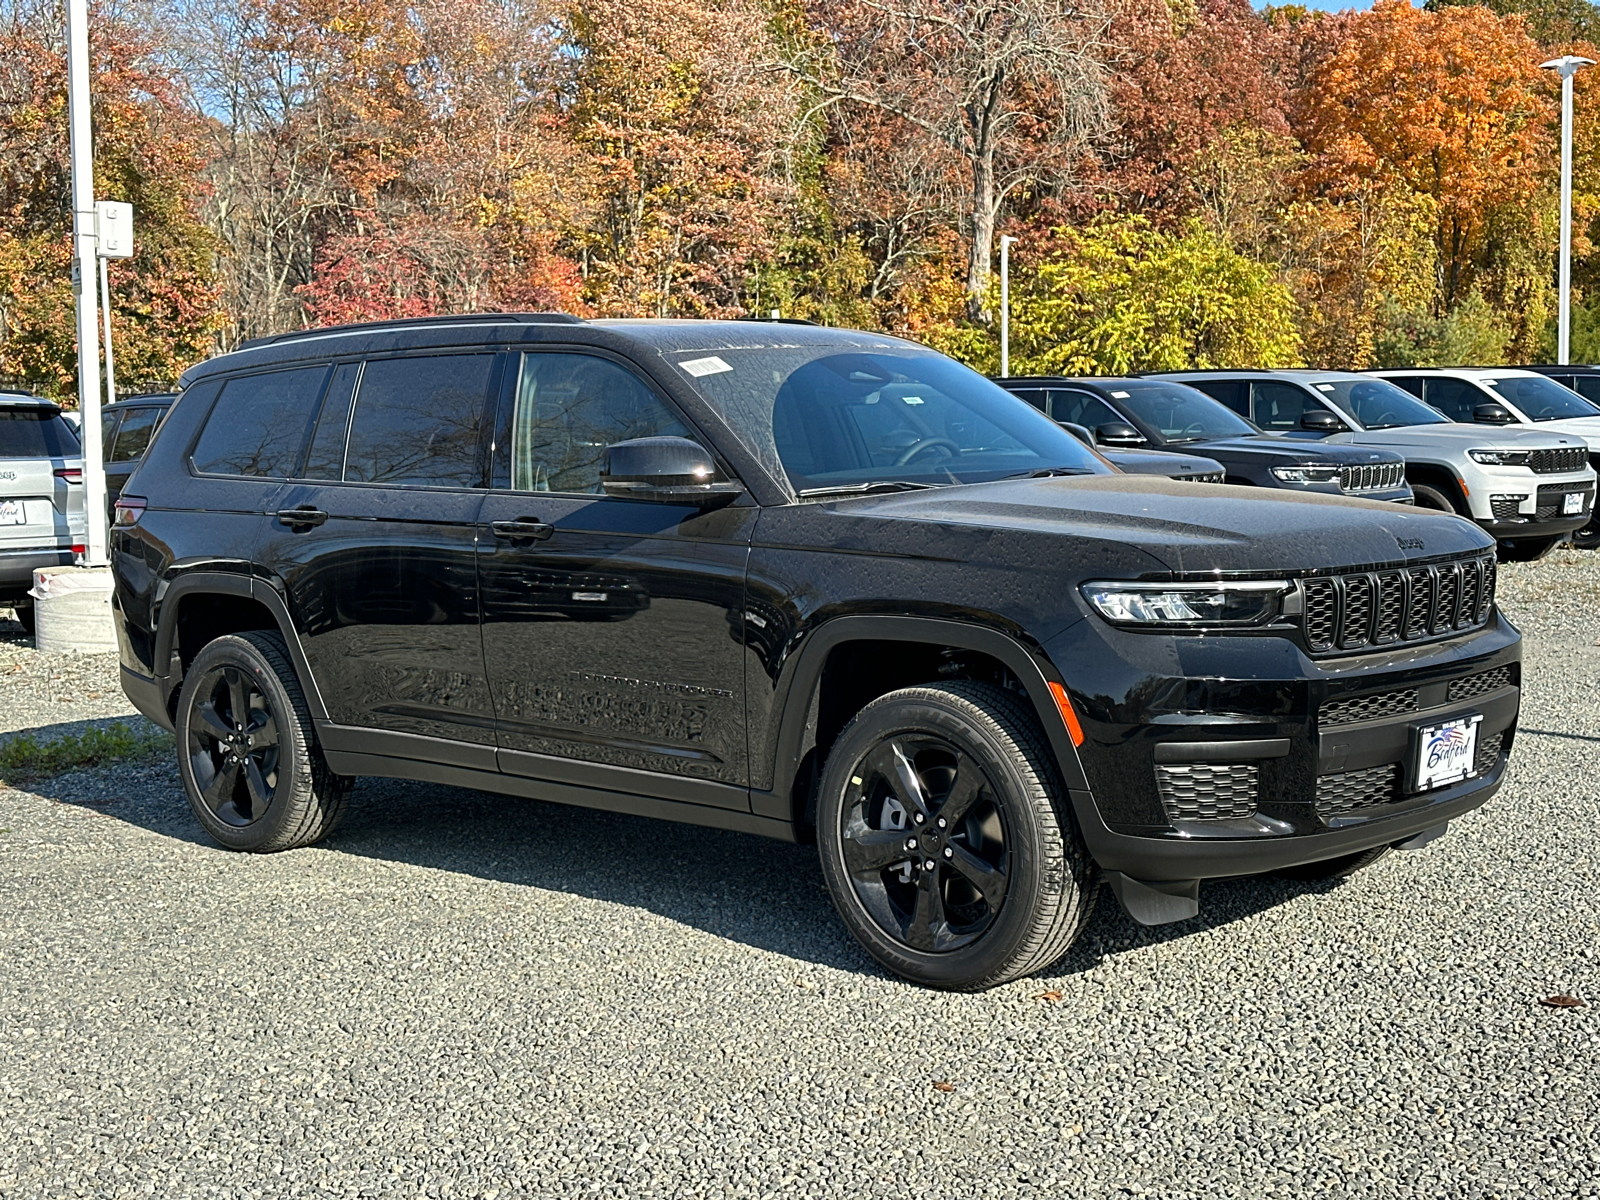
[1,552,1597,1200]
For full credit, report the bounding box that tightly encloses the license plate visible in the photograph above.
[0,499,23,525]
[1414,715,1481,791]
[1563,492,1584,515]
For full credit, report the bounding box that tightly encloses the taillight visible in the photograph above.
[54,467,83,483]
[113,496,147,526]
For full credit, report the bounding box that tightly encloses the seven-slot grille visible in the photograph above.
[1535,482,1594,520]
[1155,763,1259,821]
[1528,446,1588,473]
[1301,555,1495,653]
[1339,462,1406,493]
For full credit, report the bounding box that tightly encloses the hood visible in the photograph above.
[1185,436,1402,466]
[1102,448,1225,478]
[1337,423,1588,451]
[841,475,1491,575]
[1520,416,1600,448]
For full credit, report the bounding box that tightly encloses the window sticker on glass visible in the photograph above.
[678,355,733,378]
[902,395,925,405]
[1109,390,1131,398]
[1316,384,1336,392]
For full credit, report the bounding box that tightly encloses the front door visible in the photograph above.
[477,351,753,808]
[270,352,501,757]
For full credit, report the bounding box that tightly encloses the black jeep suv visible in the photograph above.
[112,316,1521,991]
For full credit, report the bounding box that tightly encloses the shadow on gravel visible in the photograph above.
[22,755,1340,981]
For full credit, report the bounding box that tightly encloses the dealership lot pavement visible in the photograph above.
[1,550,1597,1200]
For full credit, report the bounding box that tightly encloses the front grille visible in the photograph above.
[1315,763,1401,819]
[1535,482,1594,521]
[1175,470,1226,484]
[1474,731,1504,775]
[1156,763,1259,821]
[1319,688,1419,727]
[1528,446,1588,473]
[1490,495,1525,521]
[1448,666,1513,703]
[1302,554,1496,654]
[1339,462,1406,493]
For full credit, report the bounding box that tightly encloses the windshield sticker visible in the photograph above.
[678,355,733,378]
[1316,384,1336,392]
[1109,390,1130,398]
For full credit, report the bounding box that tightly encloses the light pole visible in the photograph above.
[66,0,106,564]
[999,234,1017,378]
[1542,55,1594,366]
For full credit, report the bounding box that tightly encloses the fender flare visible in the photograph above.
[760,614,1091,823]
[153,571,329,723]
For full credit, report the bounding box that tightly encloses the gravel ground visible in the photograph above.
[1,553,1597,1200]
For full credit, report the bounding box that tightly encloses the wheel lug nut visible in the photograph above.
[905,837,917,851]
[913,813,924,824]
[943,847,953,859]
[924,859,936,871]
[936,817,947,830]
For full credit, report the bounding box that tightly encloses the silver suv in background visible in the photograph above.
[1371,367,1600,550]
[1,393,86,633]
[1152,369,1596,561]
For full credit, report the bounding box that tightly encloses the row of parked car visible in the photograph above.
[995,367,1600,560]
[2,318,1595,990]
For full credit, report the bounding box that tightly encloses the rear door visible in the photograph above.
[270,352,501,758]
[476,349,754,805]
[0,407,82,554]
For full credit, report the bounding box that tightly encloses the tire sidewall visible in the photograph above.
[175,635,308,852]
[817,692,1060,990]
[1410,483,1460,515]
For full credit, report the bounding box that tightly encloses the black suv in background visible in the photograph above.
[113,317,1521,990]
[101,394,175,513]
[1000,376,1412,502]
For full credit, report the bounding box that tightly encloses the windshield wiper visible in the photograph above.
[797,480,940,499]
[1005,466,1097,479]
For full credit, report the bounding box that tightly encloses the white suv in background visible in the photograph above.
[1154,369,1597,562]
[1,393,87,633]
[1371,367,1600,549]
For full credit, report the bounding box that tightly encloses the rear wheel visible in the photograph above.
[175,631,350,852]
[1274,846,1391,881]
[816,681,1096,991]
[11,600,35,634]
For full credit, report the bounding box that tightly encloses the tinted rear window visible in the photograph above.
[0,408,80,458]
[343,355,495,487]
[192,367,330,477]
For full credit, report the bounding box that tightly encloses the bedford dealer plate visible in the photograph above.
[1414,715,1482,791]
[0,499,24,525]
[1563,492,1584,516]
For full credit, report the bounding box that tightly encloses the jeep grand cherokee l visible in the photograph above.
[112,316,1522,991]
[1,392,86,633]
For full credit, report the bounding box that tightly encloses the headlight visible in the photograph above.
[1270,464,1342,484]
[1081,580,1289,627]
[1467,449,1531,466]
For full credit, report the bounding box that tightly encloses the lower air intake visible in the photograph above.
[1156,763,1259,821]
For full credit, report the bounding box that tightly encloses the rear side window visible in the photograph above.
[0,408,80,457]
[1185,379,1247,414]
[1573,376,1600,406]
[108,407,160,463]
[344,354,495,487]
[192,367,329,477]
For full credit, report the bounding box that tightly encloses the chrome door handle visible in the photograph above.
[492,518,555,542]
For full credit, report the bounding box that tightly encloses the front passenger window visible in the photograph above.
[511,353,692,493]
[1421,378,1481,422]
[1250,382,1319,431]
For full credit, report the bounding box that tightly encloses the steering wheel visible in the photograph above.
[1176,422,1206,440]
[894,437,960,466]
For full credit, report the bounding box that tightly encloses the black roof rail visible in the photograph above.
[238,312,585,350]
[733,315,820,326]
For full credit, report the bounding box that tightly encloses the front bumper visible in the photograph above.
[0,546,75,601]
[1476,479,1594,539]
[1049,614,1521,882]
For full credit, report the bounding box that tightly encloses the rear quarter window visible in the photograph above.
[192,367,330,477]
[0,408,80,458]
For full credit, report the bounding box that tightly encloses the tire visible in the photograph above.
[1574,517,1600,551]
[12,601,35,634]
[1410,483,1462,515]
[175,631,351,852]
[1497,535,1564,563]
[1274,845,1391,881]
[816,681,1096,991]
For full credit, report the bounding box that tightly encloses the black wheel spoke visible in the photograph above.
[866,739,929,818]
[948,843,1007,910]
[196,700,232,741]
[244,757,273,809]
[225,669,250,733]
[937,753,985,826]
[247,712,278,750]
[903,870,948,951]
[199,760,239,810]
[842,826,913,876]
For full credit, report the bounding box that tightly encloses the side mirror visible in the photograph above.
[1300,409,1345,432]
[1057,420,1095,446]
[600,436,744,505]
[1095,421,1147,447]
[1473,402,1516,425]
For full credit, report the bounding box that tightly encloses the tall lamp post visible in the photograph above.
[1542,55,1594,366]
[66,0,107,565]
[999,234,1017,378]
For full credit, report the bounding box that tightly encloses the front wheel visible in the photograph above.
[1497,535,1564,563]
[175,631,351,852]
[816,682,1096,991]
[1410,483,1462,515]
[1571,515,1599,551]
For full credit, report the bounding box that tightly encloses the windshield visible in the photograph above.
[1312,379,1448,429]
[1108,381,1259,443]
[0,407,81,457]
[668,344,1111,492]
[1484,375,1600,421]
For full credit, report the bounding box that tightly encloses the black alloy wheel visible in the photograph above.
[186,664,280,827]
[839,735,1011,954]
[1570,513,1598,551]
[817,681,1096,991]
[176,631,350,852]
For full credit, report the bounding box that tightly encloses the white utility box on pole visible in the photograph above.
[96,200,133,410]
